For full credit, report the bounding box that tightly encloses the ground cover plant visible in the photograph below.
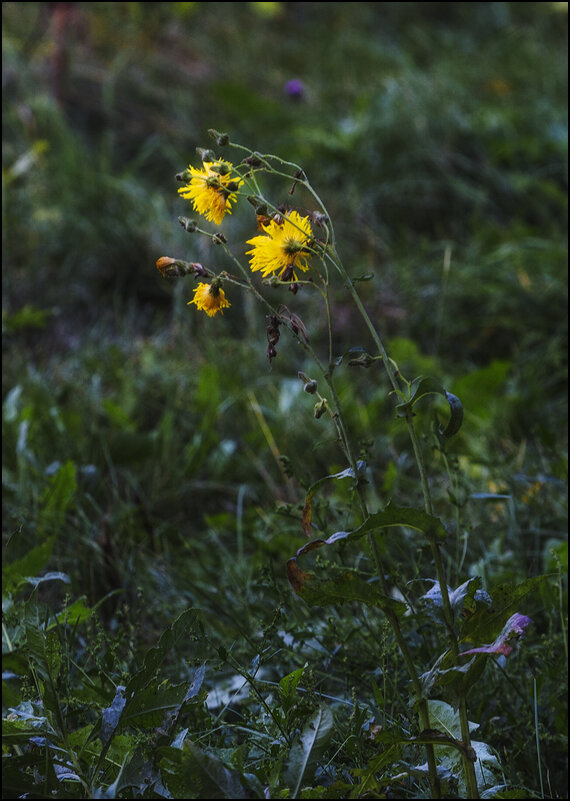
[2,2,568,799]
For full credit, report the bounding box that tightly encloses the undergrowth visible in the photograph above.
[2,3,567,798]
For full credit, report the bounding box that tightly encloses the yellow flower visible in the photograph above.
[246,210,314,280]
[178,161,242,225]
[188,282,231,317]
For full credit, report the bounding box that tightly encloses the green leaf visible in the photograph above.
[2,538,55,596]
[106,746,161,797]
[23,571,71,588]
[3,384,23,422]
[350,502,449,542]
[301,461,366,537]
[419,576,492,624]
[160,741,247,799]
[285,706,334,797]
[38,461,77,534]
[287,565,407,614]
[459,576,547,647]
[451,360,511,421]
[121,680,190,730]
[49,597,94,628]
[279,664,308,712]
[288,504,448,609]
[100,685,127,747]
[427,700,501,796]
[125,608,203,697]
[395,376,463,438]
[2,712,53,744]
[292,504,447,567]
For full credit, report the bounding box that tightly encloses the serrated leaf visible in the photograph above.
[279,664,307,710]
[285,706,334,797]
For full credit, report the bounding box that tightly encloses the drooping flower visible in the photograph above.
[246,210,314,281]
[178,160,242,225]
[461,613,532,658]
[188,281,231,317]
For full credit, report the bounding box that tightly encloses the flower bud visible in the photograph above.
[207,129,230,146]
[191,262,209,277]
[243,153,263,167]
[263,275,282,287]
[311,211,329,228]
[298,371,318,393]
[196,147,217,162]
[247,195,264,208]
[178,216,198,232]
[156,256,176,276]
[156,257,197,278]
[175,169,193,182]
[210,161,230,176]
[212,232,227,245]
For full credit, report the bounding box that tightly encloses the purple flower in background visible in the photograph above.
[284,79,305,100]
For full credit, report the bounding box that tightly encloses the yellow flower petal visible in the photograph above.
[246,210,313,280]
[177,161,242,225]
[188,282,231,317]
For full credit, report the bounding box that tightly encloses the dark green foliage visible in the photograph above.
[2,2,567,798]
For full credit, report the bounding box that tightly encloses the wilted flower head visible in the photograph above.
[177,160,243,225]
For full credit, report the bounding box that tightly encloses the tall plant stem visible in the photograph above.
[322,373,441,798]
[332,258,479,799]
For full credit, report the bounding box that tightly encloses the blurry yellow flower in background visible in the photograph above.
[246,210,314,281]
[178,161,242,225]
[188,282,231,317]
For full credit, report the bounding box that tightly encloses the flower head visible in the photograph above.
[284,79,305,100]
[178,160,242,225]
[246,210,314,281]
[188,281,231,317]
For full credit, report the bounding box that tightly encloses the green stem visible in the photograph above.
[322,373,441,798]
[331,254,479,799]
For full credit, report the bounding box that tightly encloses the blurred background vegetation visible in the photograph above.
[2,2,568,796]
